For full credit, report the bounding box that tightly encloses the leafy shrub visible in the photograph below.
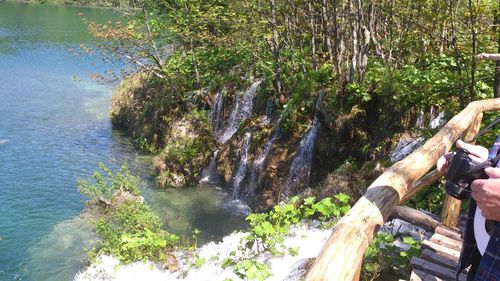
[223,195,351,280]
[91,200,179,264]
[79,165,180,265]
[362,233,421,281]
[78,163,139,205]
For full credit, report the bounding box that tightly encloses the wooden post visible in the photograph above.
[305,100,500,281]
[441,113,483,227]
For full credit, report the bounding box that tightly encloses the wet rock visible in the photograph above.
[389,137,425,163]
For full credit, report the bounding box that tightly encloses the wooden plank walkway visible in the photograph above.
[409,223,467,281]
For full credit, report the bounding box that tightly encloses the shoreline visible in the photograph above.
[3,0,137,10]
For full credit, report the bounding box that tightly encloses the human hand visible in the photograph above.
[436,140,489,173]
[471,167,500,221]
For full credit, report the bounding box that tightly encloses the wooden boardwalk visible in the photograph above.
[410,222,467,281]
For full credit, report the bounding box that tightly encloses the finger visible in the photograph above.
[485,167,500,179]
[437,155,449,173]
[456,140,489,161]
[471,179,486,201]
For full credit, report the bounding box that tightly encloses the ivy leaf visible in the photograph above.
[334,193,350,204]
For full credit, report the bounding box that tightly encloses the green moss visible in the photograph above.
[154,110,215,188]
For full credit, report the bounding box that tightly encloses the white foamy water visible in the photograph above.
[244,125,280,199]
[231,132,252,198]
[219,81,261,144]
[389,137,425,163]
[199,150,219,184]
[210,92,225,139]
[284,93,324,195]
[74,222,331,281]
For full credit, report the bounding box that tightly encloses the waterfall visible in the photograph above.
[210,93,225,139]
[243,125,280,199]
[284,93,324,195]
[262,99,274,125]
[219,80,261,144]
[232,132,252,198]
[415,110,425,129]
[199,150,219,184]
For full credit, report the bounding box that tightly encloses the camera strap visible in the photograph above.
[471,116,500,142]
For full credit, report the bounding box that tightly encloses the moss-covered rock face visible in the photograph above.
[215,117,313,211]
[154,111,215,188]
[110,74,397,209]
[111,74,215,188]
[111,73,169,151]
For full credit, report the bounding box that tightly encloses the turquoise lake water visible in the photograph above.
[0,2,246,280]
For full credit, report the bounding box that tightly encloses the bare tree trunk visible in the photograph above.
[439,23,446,55]
[358,0,369,82]
[321,0,334,63]
[368,3,384,59]
[449,0,466,108]
[309,1,317,70]
[142,6,164,69]
[337,0,347,107]
[269,0,285,103]
[468,0,477,101]
[189,40,200,89]
[388,0,395,60]
[332,0,340,74]
[495,59,500,99]
[348,0,358,83]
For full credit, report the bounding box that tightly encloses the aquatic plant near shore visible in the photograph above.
[78,164,180,266]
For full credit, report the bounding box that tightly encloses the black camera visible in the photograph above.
[444,148,498,200]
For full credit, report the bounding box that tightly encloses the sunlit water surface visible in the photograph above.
[0,2,246,280]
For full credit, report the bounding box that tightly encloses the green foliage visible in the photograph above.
[78,163,139,205]
[302,194,351,221]
[476,112,500,147]
[406,180,446,214]
[222,195,351,280]
[91,200,180,263]
[193,256,206,269]
[233,259,272,281]
[362,233,421,280]
[155,109,215,187]
[80,165,180,264]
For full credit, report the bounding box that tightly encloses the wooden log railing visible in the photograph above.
[305,98,500,281]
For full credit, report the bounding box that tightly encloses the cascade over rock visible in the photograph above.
[213,92,329,211]
[111,68,461,214]
[284,93,324,195]
[215,80,262,144]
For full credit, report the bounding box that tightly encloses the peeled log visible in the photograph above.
[305,98,500,281]
[390,206,440,232]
